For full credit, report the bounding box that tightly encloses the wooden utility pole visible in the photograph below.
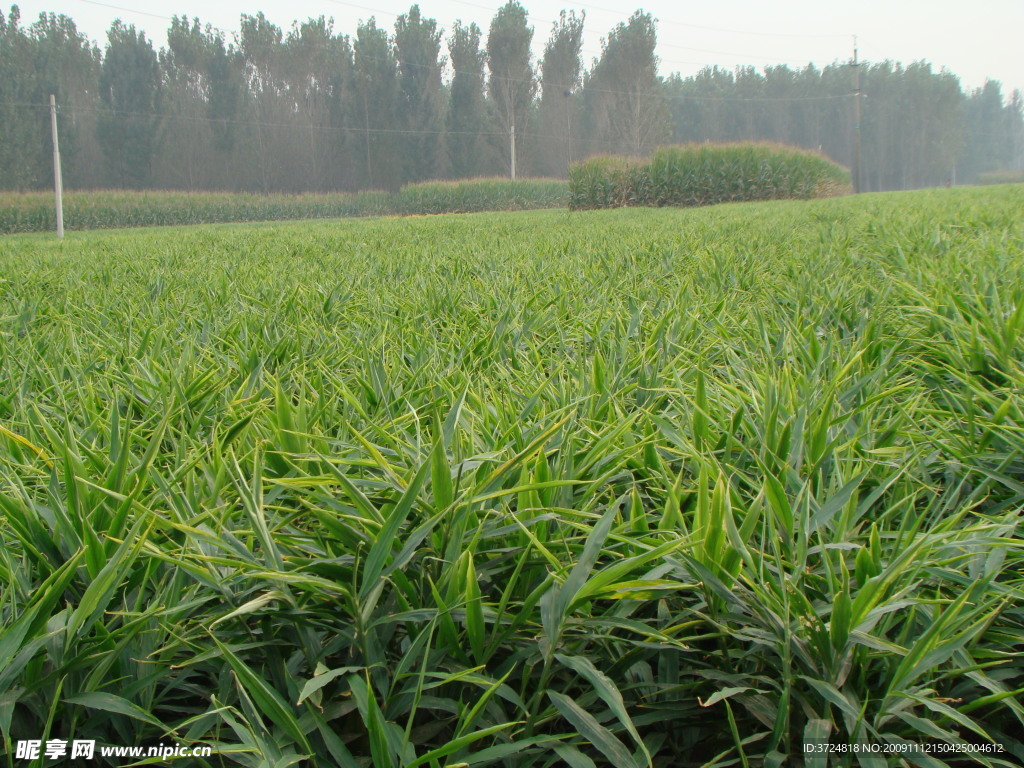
[851,37,863,193]
[49,94,65,238]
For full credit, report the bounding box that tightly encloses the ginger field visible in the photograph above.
[1,187,1023,767]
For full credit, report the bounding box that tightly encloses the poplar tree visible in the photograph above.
[157,16,220,189]
[282,17,346,191]
[536,10,584,176]
[0,6,38,188]
[238,13,285,191]
[486,1,535,175]
[446,20,490,178]
[961,80,1014,182]
[206,34,242,161]
[394,5,445,182]
[99,21,160,188]
[351,18,401,190]
[582,10,667,156]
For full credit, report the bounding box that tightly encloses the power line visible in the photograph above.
[51,102,510,135]
[0,77,851,138]
[438,0,849,42]
[322,0,400,20]
[661,91,849,103]
[74,0,174,23]
[50,0,859,105]
[66,10,850,102]
[655,41,810,66]
[573,2,848,40]
[314,0,822,70]
[66,0,841,73]
[327,0,833,70]
[0,99,636,156]
[437,0,846,68]
[0,85,850,166]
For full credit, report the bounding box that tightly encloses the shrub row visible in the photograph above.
[569,142,851,210]
[0,178,568,234]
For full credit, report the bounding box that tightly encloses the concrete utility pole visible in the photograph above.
[511,124,517,181]
[565,90,573,173]
[851,37,863,193]
[49,94,65,238]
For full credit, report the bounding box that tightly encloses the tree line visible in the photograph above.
[1,2,1021,193]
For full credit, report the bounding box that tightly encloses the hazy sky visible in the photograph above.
[10,0,1023,94]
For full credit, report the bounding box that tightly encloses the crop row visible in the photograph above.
[0,178,569,234]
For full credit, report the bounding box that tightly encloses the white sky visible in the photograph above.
[10,0,1024,95]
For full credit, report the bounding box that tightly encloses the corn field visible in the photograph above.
[0,179,570,235]
[569,143,851,210]
[1,186,1023,767]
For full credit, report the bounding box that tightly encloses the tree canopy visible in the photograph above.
[0,3,1020,192]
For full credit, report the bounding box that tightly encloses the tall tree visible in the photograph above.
[238,12,287,191]
[156,16,220,189]
[535,10,584,176]
[486,1,535,176]
[282,17,347,191]
[394,5,445,182]
[0,8,101,189]
[0,5,35,188]
[99,21,160,188]
[663,66,732,145]
[351,18,401,190]
[446,20,491,178]
[206,33,243,166]
[960,80,1014,182]
[582,10,668,156]
[1010,90,1024,171]
[861,60,963,189]
[31,13,101,187]
[319,31,357,191]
